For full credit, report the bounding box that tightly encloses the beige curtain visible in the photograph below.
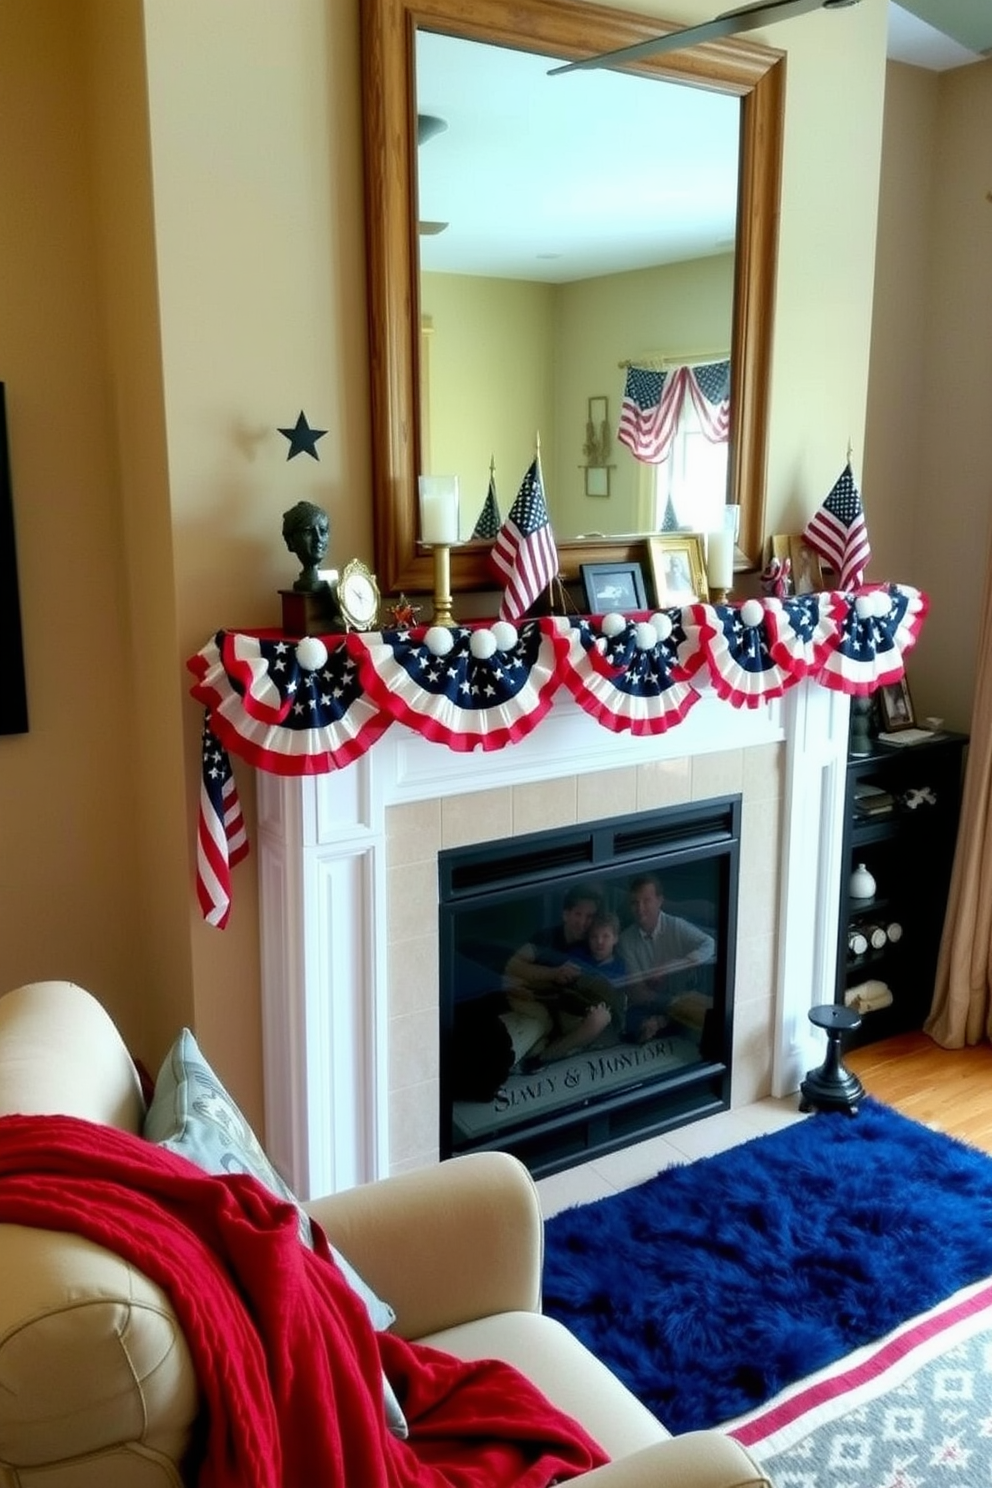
[925,521,992,1046]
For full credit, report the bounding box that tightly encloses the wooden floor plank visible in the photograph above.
[844,1032,992,1154]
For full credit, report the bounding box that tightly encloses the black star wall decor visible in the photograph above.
[278,410,327,460]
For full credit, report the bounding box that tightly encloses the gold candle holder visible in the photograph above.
[709,585,730,604]
[431,542,455,627]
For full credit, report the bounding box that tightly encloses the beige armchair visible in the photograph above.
[0,981,771,1487]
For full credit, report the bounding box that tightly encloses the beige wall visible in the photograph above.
[865,57,992,732]
[0,3,147,1047]
[0,0,917,1137]
[421,273,559,528]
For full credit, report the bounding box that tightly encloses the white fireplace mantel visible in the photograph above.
[256,680,851,1199]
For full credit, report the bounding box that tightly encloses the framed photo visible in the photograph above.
[788,536,824,594]
[646,534,709,606]
[878,677,916,732]
[584,466,610,498]
[580,561,648,615]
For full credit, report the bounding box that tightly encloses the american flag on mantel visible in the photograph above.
[491,450,559,622]
[197,717,248,928]
[802,461,871,591]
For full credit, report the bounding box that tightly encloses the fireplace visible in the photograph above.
[439,797,740,1176]
[256,681,852,1199]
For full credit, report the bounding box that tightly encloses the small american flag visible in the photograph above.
[471,471,501,540]
[491,454,558,622]
[197,717,249,929]
[802,462,871,591]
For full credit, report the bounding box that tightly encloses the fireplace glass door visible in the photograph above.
[439,796,740,1177]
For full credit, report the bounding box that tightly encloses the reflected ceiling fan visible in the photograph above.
[549,0,861,74]
[418,113,449,236]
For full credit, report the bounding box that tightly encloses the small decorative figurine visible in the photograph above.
[282,500,331,594]
[760,555,792,598]
[387,593,422,628]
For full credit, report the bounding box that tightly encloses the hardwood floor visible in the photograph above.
[844,1031,992,1155]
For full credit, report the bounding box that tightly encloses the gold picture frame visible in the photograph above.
[646,534,709,607]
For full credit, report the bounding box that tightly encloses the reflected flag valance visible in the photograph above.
[618,360,730,464]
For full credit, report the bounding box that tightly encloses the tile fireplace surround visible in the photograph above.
[256,680,852,1200]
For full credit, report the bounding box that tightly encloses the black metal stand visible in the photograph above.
[799,1003,865,1116]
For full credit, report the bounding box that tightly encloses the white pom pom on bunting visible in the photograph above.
[295,636,328,671]
[491,621,518,652]
[470,629,498,660]
[739,599,764,629]
[424,626,455,656]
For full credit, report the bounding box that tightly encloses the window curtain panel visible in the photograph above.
[617,359,730,465]
[925,518,992,1046]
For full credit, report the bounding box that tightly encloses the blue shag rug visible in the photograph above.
[542,1099,992,1434]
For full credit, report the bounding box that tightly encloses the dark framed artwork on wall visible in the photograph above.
[0,385,28,734]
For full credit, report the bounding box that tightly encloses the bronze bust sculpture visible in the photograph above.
[282,500,330,593]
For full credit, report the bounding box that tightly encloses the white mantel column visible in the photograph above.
[256,759,388,1199]
[773,682,851,1095]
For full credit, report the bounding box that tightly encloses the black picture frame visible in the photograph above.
[0,384,28,735]
[580,561,648,615]
[877,677,916,733]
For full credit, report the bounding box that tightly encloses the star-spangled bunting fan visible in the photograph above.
[197,717,248,929]
[471,466,501,540]
[491,451,559,622]
[802,461,871,591]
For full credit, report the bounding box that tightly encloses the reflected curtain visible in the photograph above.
[617,360,730,466]
[925,518,992,1046]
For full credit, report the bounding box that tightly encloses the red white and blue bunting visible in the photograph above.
[355,619,567,753]
[187,585,927,922]
[558,611,703,734]
[188,630,391,776]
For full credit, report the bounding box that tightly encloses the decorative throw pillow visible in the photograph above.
[144,1028,407,1437]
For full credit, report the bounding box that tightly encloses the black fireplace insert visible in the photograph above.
[439,795,740,1177]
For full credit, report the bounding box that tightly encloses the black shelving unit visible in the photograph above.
[836,731,968,1048]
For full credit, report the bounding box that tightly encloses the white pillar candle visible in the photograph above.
[418,475,460,544]
[706,528,734,589]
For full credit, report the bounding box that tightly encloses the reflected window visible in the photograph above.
[654,399,729,534]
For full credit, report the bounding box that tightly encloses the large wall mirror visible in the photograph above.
[361,0,785,597]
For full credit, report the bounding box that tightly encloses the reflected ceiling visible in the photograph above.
[415,30,740,284]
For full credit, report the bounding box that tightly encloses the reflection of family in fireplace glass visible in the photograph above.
[441,800,737,1173]
[618,874,716,1043]
[492,872,717,1077]
[504,885,622,1072]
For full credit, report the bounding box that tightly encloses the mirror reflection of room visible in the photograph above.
[415,29,739,542]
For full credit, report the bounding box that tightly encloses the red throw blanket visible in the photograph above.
[0,1115,607,1487]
